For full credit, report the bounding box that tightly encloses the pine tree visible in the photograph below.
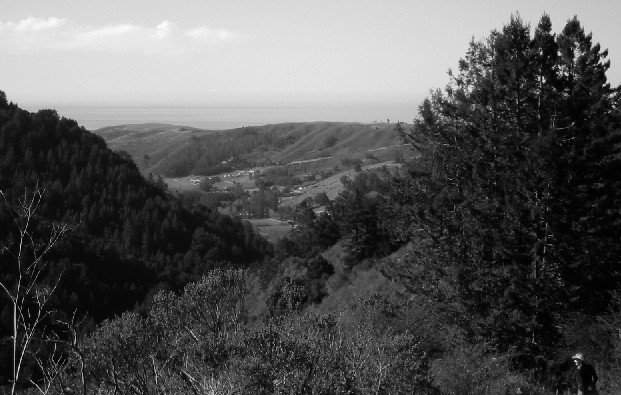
[399,14,621,365]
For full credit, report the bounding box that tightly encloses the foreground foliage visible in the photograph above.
[33,270,534,394]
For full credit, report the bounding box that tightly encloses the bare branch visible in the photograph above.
[0,184,73,394]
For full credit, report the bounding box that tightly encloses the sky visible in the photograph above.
[2,0,621,120]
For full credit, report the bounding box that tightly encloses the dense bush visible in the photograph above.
[52,272,486,394]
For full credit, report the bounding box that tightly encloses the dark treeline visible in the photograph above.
[0,93,272,387]
[2,14,621,395]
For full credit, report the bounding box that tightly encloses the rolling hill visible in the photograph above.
[94,123,219,175]
[94,121,411,177]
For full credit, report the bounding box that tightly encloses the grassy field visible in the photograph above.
[246,218,293,243]
[163,160,403,242]
[96,123,219,174]
[280,161,401,208]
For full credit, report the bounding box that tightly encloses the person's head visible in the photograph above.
[572,353,584,367]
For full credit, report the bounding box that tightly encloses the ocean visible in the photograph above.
[24,103,417,131]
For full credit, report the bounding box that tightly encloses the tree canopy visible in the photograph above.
[393,13,621,366]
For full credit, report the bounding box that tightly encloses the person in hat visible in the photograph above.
[572,353,598,395]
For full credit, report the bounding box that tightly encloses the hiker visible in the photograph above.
[572,353,598,395]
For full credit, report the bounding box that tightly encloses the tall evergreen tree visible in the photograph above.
[397,14,621,367]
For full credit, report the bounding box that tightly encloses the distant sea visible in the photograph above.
[26,103,417,131]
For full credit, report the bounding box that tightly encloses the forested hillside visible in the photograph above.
[2,14,621,395]
[0,93,272,388]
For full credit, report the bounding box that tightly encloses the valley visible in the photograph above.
[95,121,414,241]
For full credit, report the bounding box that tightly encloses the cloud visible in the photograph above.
[156,20,173,39]
[0,16,67,33]
[0,17,239,54]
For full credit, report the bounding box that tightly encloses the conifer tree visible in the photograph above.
[399,14,621,366]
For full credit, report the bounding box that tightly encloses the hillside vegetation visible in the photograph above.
[96,121,409,177]
[2,13,621,395]
[0,95,272,390]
